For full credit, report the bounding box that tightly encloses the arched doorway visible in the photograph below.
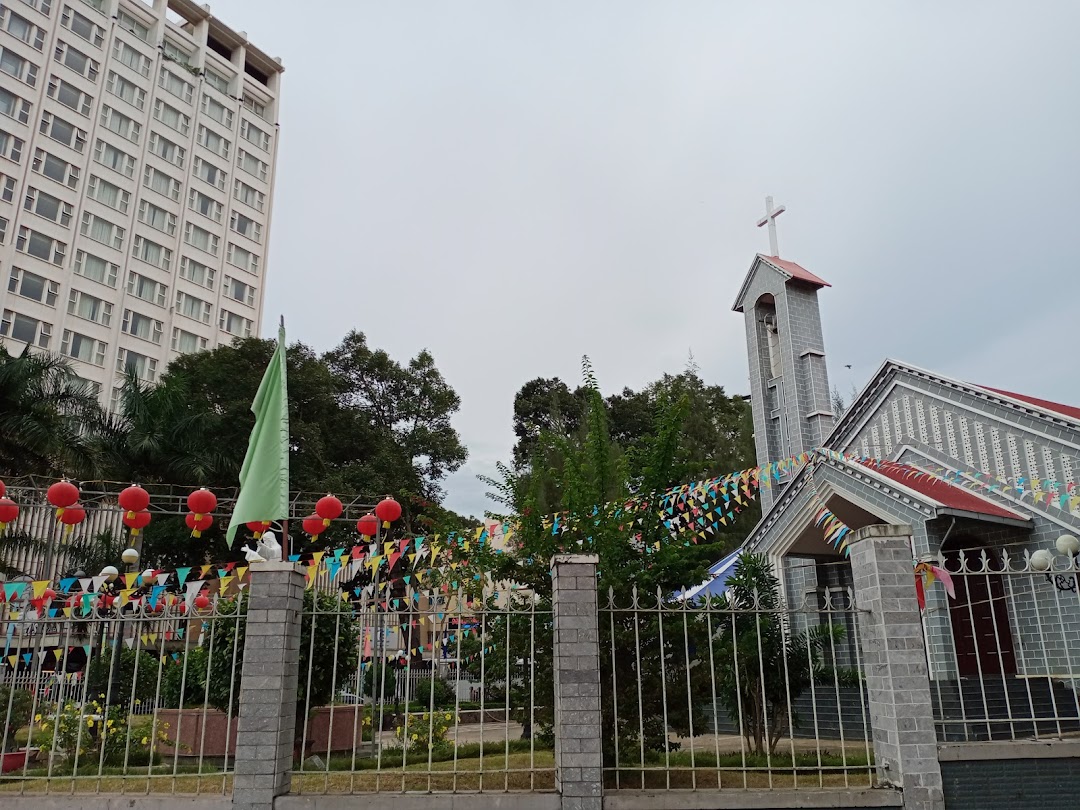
[942,537,1016,677]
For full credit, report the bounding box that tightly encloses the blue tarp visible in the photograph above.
[675,548,742,602]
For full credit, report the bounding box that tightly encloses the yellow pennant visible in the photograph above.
[219,576,234,594]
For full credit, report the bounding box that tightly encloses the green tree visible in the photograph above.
[86,647,162,706]
[323,330,468,502]
[713,552,844,755]
[0,345,102,478]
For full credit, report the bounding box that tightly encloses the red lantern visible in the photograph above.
[375,496,401,528]
[0,497,18,531]
[194,593,210,610]
[357,514,378,537]
[123,509,152,536]
[302,514,326,537]
[316,495,343,527]
[246,520,272,539]
[187,488,217,520]
[0,480,5,498]
[185,512,214,538]
[47,480,79,518]
[42,588,56,602]
[59,504,85,530]
[118,485,150,517]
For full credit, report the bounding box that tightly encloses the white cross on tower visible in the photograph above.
[756,196,786,257]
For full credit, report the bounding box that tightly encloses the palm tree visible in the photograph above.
[0,344,103,478]
[91,371,234,484]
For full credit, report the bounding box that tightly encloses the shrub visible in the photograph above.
[413,677,455,708]
[35,699,174,765]
[0,686,33,748]
[394,710,456,754]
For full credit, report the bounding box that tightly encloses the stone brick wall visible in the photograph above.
[940,758,1080,810]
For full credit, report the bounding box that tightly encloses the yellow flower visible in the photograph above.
[107,719,115,728]
[34,714,41,722]
[411,733,418,740]
[86,718,95,728]
[444,713,452,720]
[141,737,149,745]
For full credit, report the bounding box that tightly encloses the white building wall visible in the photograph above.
[0,0,282,404]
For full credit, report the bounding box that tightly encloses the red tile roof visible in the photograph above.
[979,387,1080,423]
[759,254,831,289]
[857,460,1027,521]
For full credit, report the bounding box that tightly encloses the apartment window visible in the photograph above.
[47,75,92,115]
[239,118,271,152]
[0,215,6,243]
[0,129,24,163]
[226,243,258,274]
[8,267,59,305]
[171,327,206,353]
[112,38,150,76]
[61,329,106,365]
[21,1,54,16]
[121,309,162,344]
[143,165,180,201]
[175,290,211,324]
[80,210,124,249]
[153,99,189,135]
[219,309,252,338]
[79,0,105,13]
[200,93,233,128]
[86,174,128,212]
[74,249,118,287]
[116,347,156,381]
[126,270,166,305]
[40,112,87,152]
[0,87,31,124]
[0,173,14,202]
[161,38,190,66]
[115,10,149,43]
[61,6,104,47]
[54,40,98,80]
[137,199,176,235]
[0,46,38,86]
[203,67,230,94]
[17,226,65,264]
[99,105,140,143]
[93,139,135,177]
[224,275,255,306]
[193,156,225,190]
[184,222,219,256]
[132,234,172,270]
[197,124,230,158]
[230,211,262,242]
[237,149,268,181]
[179,256,214,289]
[106,70,145,109]
[148,131,184,166]
[1,310,51,347]
[24,187,73,225]
[67,288,111,325]
[158,66,193,104]
[33,148,79,187]
[242,93,267,120]
[188,188,222,222]
[3,9,46,50]
[233,179,265,213]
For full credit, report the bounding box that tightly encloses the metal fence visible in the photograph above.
[290,567,555,795]
[921,546,1080,742]
[0,586,244,795]
[599,585,874,790]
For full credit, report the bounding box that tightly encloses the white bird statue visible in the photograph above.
[257,530,282,562]
[244,543,267,564]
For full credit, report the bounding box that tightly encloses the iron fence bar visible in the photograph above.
[679,592,696,789]
[847,588,874,786]
[608,589,619,789]
[631,587,645,790]
[777,599,798,788]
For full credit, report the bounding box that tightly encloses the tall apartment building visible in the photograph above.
[0,0,282,407]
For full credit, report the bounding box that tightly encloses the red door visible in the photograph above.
[944,546,1017,677]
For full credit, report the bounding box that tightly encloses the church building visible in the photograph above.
[732,199,1080,699]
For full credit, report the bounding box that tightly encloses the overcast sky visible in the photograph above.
[209,0,1080,518]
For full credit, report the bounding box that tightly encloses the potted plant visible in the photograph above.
[0,685,36,773]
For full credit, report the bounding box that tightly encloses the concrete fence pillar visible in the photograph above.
[232,561,305,810]
[551,553,604,810]
[849,524,945,810]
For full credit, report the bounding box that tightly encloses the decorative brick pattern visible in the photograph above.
[232,562,306,810]
[550,554,603,810]
[849,525,945,810]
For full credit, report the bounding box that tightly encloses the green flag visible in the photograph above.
[226,321,290,548]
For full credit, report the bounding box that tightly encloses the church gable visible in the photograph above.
[828,361,1080,523]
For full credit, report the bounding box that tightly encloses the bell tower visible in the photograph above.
[732,199,835,509]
